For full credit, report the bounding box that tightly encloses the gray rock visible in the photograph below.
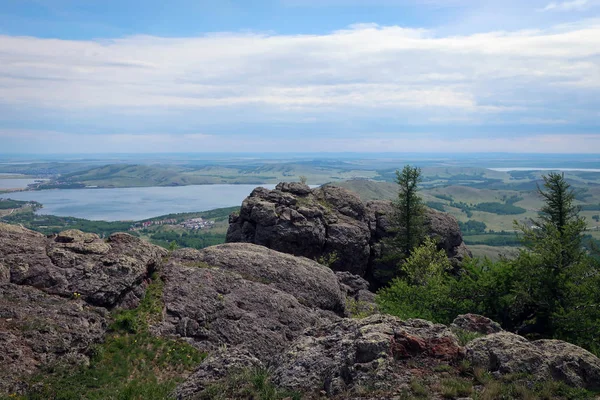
[226,184,471,287]
[156,243,343,361]
[174,348,264,399]
[451,314,502,335]
[336,271,377,316]
[534,340,600,390]
[0,223,167,308]
[466,332,600,390]
[0,283,108,394]
[272,314,463,396]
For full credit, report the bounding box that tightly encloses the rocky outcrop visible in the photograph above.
[226,183,471,287]
[156,243,344,362]
[466,332,600,390]
[174,348,264,399]
[0,283,108,394]
[0,223,167,392]
[2,222,600,399]
[0,223,167,309]
[272,314,463,396]
[451,313,503,335]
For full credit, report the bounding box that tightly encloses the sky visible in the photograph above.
[1,0,600,153]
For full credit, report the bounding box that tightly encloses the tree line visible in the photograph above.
[378,166,600,357]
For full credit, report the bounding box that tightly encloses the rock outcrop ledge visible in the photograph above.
[227,182,471,287]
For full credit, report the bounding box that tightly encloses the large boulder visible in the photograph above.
[466,332,600,390]
[0,283,108,394]
[0,223,169,392]
[227,183,471,287]
[227,184,370,276]
[156,243,345,362]
[451,313,503,335]
[174,348,264,399]
[271,314,463,396]
[0,223,167,309]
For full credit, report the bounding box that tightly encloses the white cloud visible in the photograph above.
[0,21,599,124]
[542,0,593,11]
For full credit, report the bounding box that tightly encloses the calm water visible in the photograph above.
[7,184,276,221]
[488,168,600,172]
[0,178,38,189]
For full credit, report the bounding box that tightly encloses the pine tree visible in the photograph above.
[393,165,425,257]
[514,172,587,336]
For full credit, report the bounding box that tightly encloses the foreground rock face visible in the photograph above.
[0,223,167,392]
[0,223,167,308]
[156,243,345,361]
[466,332,600,390]
[226,183,471,287]
[2,223,600,399]
[0,283,108,394]
[272,314,463,396]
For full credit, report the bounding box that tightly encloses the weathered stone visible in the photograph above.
[0,223,167,308]
[451,314,502,335]
[336,271,377,315]
[226,183,471,287]
[466,332,600,390]
[156,243,343,361]
[172,243,345,312]
[272,315,463,396]
[0,283,108,394]
[533,340,600,390]
[174,348,264,399]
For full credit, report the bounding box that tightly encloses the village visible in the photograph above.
[129,217,215,231]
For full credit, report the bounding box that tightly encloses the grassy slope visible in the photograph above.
[335,178,600,241]
[5,274,206,400]
[468,245,520,261]
[53,163,381,187]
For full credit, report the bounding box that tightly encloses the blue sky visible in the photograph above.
[1,0,600,153]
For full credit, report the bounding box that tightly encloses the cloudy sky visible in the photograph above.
[1,0,600,153]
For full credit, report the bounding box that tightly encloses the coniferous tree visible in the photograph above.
[393,165,425,257]
[513,172,588,336]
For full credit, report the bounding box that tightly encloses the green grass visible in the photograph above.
[410,379,430,398]
[11,272,206,400]
[452,328,485,346]
[345,298,378,319]
[440,377,474,398]
[24,332,205,400]
[110,273,164,333]
[199,368,301,400]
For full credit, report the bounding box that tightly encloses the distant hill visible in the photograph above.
[332,179,600,247]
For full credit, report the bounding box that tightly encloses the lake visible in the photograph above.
[0,178,39,189]
[488,168,600,172]
[7,184,277,221]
